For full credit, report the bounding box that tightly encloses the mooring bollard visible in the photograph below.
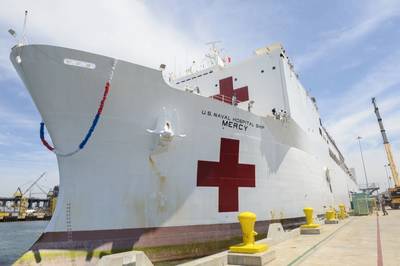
[338,204,347,219]
[326,210,335,221]
[334,208,339,219]
[325,209,339,224]
[301,207,320,229]
[300,207,321,235]
[229,212,268,253]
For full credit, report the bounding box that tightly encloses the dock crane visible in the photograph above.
[13,172,47,218]
[14,172,47,197]
[372,97,400,209]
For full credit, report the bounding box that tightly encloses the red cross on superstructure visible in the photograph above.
[197,138,256,212]
[212,77,249,104]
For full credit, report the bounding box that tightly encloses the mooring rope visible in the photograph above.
[40,59,118,157]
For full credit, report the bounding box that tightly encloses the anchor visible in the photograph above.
[147,107,186,153]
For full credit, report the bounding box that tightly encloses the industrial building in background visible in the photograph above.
[0,172,59,222]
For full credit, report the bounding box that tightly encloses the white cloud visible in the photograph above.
[327,96,400,148]
[0,104,37,129]
[323,48,400,142]
[324,53,400,192]
[0,35,19,81]
[0,0,209,195]
[294,0,400,71]
[0,0,206,74]
[346,146,392,190]
[1,0,400,196]
[0,161,58,196]
[339,53,400,110]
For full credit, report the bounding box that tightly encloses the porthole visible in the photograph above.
[261,70,264,73]
[234,78,237,81]
[272,66,276,70]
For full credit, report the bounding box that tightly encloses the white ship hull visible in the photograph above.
[10,44,357,264]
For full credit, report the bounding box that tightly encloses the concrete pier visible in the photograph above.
[267,209,400,265]
[183,209,400,266]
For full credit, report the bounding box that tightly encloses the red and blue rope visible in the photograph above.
[39,59,117,157]
[40,81,111,156]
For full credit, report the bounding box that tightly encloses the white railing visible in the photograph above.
[209,94,241,105]
[359,183,380,190]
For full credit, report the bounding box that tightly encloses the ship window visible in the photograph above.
[215,84,218,87]
[234,78,237,81]
[209,70,213,73]
[261,70,264,73]
[319,128,322,136]
[272,66,276,70]
[176,82,180,85]
[197,74,202,77]
[203,73,208,76]
[185,79,191,81]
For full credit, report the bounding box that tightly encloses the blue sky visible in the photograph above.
[0,0,400,196]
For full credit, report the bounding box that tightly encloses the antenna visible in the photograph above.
[8,11,28,46]
[205,40,221,49]
[205,41,223,66]
[21,10,28,45]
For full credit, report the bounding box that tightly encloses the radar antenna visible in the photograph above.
[205,41,225,67]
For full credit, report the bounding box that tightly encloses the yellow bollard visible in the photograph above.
[300,207,320,229]
[324,208,339,224]
[326,210,335,221]
[338,204,347,219]
[229,212,268,254]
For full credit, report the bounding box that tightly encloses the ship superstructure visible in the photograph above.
[10,42,357,265]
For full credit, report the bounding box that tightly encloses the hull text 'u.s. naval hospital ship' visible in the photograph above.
[10,41,357,265]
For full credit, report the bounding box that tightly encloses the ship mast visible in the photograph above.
[205,41,225,67]
[372,97,399,187]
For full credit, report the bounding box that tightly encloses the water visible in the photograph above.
[0,221,48,266]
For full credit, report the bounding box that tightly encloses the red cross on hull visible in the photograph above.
[212,77,249,104]
[197,138,256,212]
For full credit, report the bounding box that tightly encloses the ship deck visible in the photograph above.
[179,209,400,266]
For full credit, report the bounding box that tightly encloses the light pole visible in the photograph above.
[357,136,369,191]
[384,164,391,189]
